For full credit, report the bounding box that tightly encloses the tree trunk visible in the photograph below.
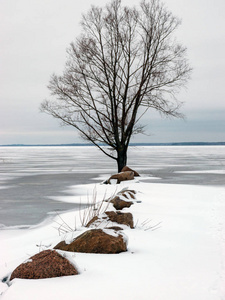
[117,148,127,173]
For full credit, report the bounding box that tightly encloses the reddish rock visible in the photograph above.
[105,226,124,231]
[118,190,136,199]
[110,196,133,210]
[121,189,137,195]
[10,250,78,280]
[108,171,134,184]
[105,211,134,228]
[121,193,128,199]
[85,216,99,228]
[126,191,136,199]
[54,229,127,254]
[54,241,68,250]
[121,166,140,177]
[85,210,134,228]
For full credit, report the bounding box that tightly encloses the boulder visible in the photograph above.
[85,211,134,228]
[121,166,140,177]
[107,171,134,184]
[54,229,127,254]
[105,211,134,228]
[10,250,78,280]
[110,196,134,210]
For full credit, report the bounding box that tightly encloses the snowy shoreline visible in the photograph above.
[1,178,225,299]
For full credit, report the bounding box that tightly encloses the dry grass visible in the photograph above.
[53,187,114,234]
[79,187,112,227]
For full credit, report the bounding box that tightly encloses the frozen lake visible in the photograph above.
[0,146,224,227]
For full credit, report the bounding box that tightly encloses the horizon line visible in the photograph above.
[1,142,225,147]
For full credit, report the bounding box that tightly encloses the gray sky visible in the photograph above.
[1,0,225,145]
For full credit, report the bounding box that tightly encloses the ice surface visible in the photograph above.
[0,146,225,227]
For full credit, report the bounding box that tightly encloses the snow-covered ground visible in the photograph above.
[0,146,225,299]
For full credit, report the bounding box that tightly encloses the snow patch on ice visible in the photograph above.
[176,170,225,174]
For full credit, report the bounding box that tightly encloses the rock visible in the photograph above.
[120,193,128,199]
[85,210,134,228]
[54,229,127,254]
[121,166,140,177]
[110,196,134,210]
[126,191,136,199]
[85,216,99,228]
[105,226,124,231]
[120,189,137,195]
[105,211,134,228]
[54,240,68,250]
[107,171,134,184]
[118,190,136,199]
[10,250,78,280]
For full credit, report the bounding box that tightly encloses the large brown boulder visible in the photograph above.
[10,250,78,280]
[107,171,134,184]
[121,166,140,177]
[105,211,134,228]
[54,229,127,254]
[110,196,134,210]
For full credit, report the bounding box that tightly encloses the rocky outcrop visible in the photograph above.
[107,171,134,184]
[10,250,78,280]
[110,196,134,210]
[86,210,134,229]
[105,211,134,228]
[54,229,127,254]
[107,189,137,210]
[121,166,140,177]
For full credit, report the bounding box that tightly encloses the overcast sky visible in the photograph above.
[1,0,225,145]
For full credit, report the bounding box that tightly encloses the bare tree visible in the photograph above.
[41,0,191,172]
